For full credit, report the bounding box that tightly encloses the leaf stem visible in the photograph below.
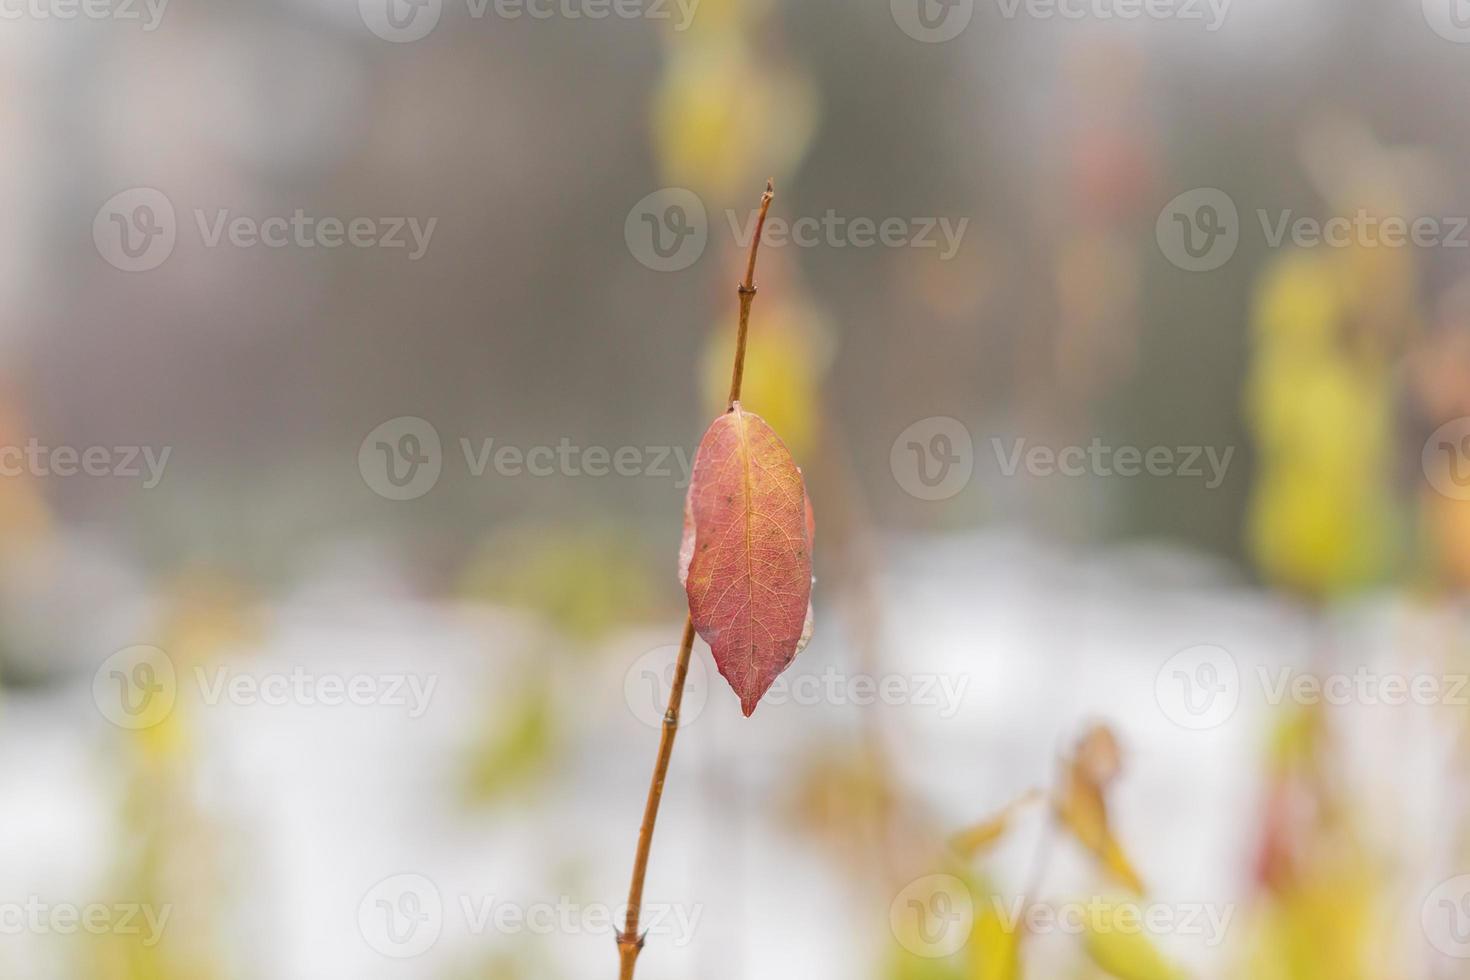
[727,178,775,410]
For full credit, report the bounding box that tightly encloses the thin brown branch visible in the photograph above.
[618,614,696,980]
[727,178,775,409]
[620,180,777,980]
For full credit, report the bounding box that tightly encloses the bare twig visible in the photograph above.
[728,178,775,409]
[619,180,775,979]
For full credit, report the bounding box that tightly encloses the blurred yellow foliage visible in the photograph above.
[1246,250,1398,597]
[652,36,817,204]
[1081,901,1186,980]
[701,294,832,460]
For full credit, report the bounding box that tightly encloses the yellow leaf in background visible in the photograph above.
[950,789,1042,860]
[1054,725,1146,895]
[885,944,967,980]
[458,525,660,644]
[1243,865,1387,980]
[1244,246,1404,599]
[652,37,818,203]
[463,678,555,804]
[700,297,833,461]
[1251,251,1342,348]
[968,900,1022,980]
[1082,901,1187,980]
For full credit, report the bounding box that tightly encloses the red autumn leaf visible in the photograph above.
[680,403,813,716]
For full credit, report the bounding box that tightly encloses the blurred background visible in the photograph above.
[4,0,1470,976]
